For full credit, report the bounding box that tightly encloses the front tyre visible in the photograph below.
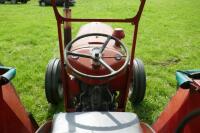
[129,58,146,105]
[45,58,63,105]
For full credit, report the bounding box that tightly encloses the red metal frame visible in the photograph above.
[51,0,146,111]
[0,83,37,133]
[152,81,200,133]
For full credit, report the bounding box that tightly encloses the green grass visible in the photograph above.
[0,0,199,125]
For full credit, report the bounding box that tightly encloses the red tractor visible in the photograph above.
[1,0,200,132]
[45,0,146,112]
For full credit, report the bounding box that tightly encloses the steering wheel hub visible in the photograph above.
[91,47,102,60]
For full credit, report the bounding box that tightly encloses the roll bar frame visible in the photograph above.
[50,0,146,111]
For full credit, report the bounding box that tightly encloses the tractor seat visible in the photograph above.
[51,112,150,133]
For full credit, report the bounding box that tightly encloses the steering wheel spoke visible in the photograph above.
[99,58,115,73]
[102,55,127,58]
[100,36,112,53]
[67,51,93,59]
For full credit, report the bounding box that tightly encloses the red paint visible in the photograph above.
[67,77,80,97]
[0,83,36,133]
[152,83,200,133]
[112,28,125,46]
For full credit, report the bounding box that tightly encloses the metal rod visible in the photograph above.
[63,8,72,47]
[57,22,69,111]
[61,18,135,24]
[118,24,139,110]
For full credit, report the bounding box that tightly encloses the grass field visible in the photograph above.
[0,0,199,125]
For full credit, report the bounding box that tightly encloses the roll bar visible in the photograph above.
[50,0,146,111]
[51,0,146,25]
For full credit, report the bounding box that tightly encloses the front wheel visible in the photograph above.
[129,58,146,105]
[45,58,63,105]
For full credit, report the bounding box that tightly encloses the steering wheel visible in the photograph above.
[64,33,129,79]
